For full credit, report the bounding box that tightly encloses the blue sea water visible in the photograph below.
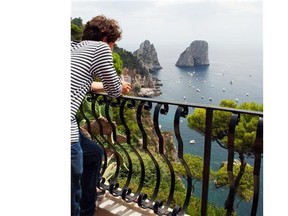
[153,42,263,105]
[150,42,263,216]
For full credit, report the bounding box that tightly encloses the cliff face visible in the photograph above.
[113,45,162,98]
[176,40,210,67]
[133,40,162,72]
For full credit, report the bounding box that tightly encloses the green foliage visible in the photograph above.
[71,17,83,28]
[186,196,228,216]
[187,108,206,133]
[76,98,108,129]
[173,154,213,182]
[112,52,123,76]
[214,161,254,202]
[71,17,83,41]
[187,99,263,154]
[71,23,83,41]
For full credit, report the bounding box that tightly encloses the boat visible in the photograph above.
[190,140,196,144]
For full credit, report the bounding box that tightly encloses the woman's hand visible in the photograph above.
[121,80,132,94]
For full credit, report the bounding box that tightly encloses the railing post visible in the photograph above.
[201,108,213,216]
[225,113,240,216]
[251,117,263,216]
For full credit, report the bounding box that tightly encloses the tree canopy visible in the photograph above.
[187,99,263,154]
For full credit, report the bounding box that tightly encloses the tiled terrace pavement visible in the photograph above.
[95,192,156,216]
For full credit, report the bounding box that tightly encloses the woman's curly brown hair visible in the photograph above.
[82,15,122,43]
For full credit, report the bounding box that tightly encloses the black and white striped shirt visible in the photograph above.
[71,40,122,143]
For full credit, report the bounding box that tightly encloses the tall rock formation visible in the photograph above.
[133,40,162,72]
[176,40,209,67]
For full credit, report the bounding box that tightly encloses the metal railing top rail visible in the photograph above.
[96,92,263,116]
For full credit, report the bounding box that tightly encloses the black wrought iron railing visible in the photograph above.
[78,92,263,216]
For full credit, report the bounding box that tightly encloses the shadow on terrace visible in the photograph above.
[77,92,263,216]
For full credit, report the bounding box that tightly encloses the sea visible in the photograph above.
[123,42,263,216]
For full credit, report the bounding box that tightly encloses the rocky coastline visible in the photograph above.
[115,39,210,98]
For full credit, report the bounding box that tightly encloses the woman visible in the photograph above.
[71,15,131,216]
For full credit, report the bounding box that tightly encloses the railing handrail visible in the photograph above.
[97,92,263,116]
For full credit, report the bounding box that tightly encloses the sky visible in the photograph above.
[71,0,263,51]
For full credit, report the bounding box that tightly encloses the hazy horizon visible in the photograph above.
[71,0,262,52]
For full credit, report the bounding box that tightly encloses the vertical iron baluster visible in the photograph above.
[91,95,120,193]
[118,98,146,202]
[104,97,135,198]
[153,103,176,215]
[251,117,263,216]
[118,98,134,201]
[174,105,192,215]
[225,113,240,216]
[138,101,163,211]
[88,94,108,177]
[201,108,213,216]
[132,101,148,197]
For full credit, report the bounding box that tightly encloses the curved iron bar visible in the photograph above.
[139,104,169,214]
[136,101,165,213]
[152,103,183,215]
[89,94,121,192]
[104,96,136,198]
[225,113,240,216]
[78,95,108,190]
[251,117,263,216]
[173,105,192,215]
[88,94,108,180]
[118,98,147,203]
[201,108,213,216]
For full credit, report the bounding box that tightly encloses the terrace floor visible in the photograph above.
[95,191,156,216]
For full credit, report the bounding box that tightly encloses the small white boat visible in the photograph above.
[196,88,200,92]
[190,140,196,144]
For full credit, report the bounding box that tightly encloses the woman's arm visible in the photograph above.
[91,80,132,94]
[90,81,104,92]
